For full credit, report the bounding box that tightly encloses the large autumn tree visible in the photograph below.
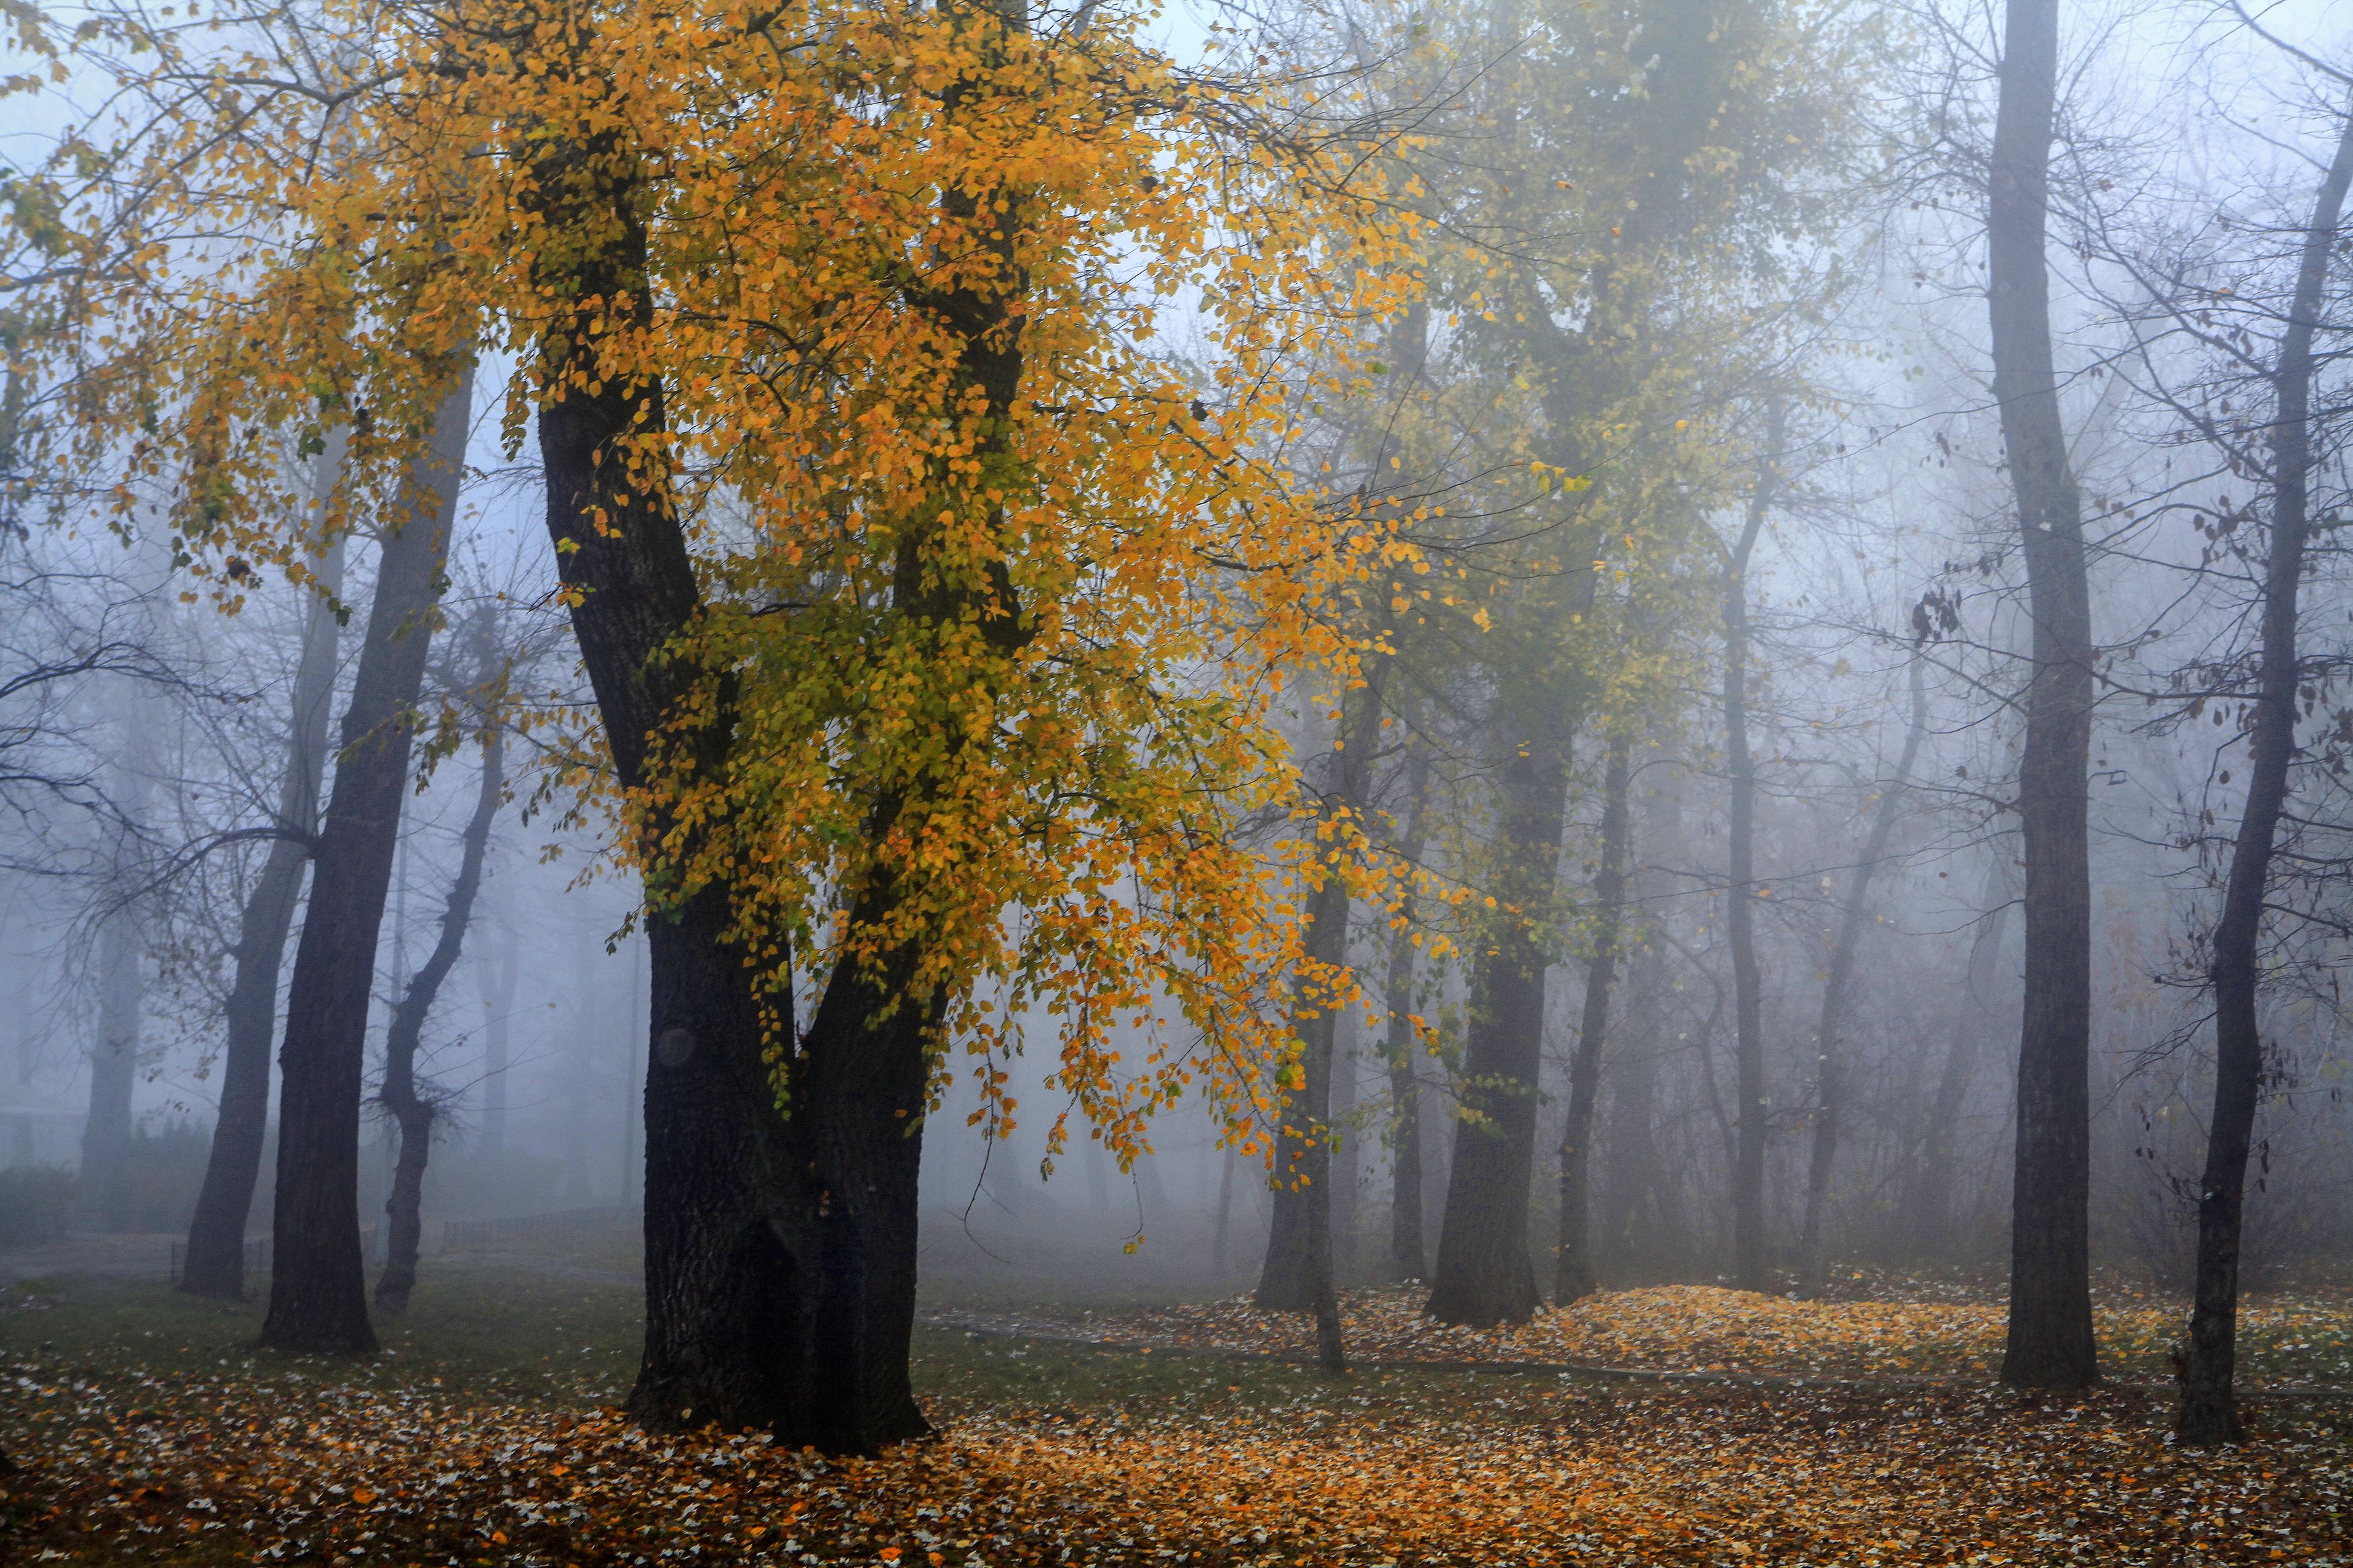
[8,0,1410,1444]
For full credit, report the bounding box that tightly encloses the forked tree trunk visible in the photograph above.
[262,369,472,1355]
[182,446,346,1298]
[1797,655,1929,1294]
[1556,731,1631,1305]
[1988,0,2099,1391]
[376,623,506,1313]
[1427,724,1568,1327]
[2178,105,2353,1448]
[1723,402,1783,1294]
[1384,740,1432,1280]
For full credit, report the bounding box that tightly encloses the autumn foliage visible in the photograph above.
[2,0,1421,1165]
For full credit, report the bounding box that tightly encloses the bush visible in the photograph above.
[0,1166,78,1245]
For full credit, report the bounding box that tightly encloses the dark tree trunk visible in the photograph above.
[182,457,346,1298]
[376,627,505,1313]
[524,141,817,1435]
[1261,669,1385,1311]
[2178,108,2353,1448]
[1427,726,1568,1327]
[1384,740,1432,1280]
[1988,0,2099,1391]
[262,370,472,1354]
[1798,655,1929,1294]
[784,880,940,1452]
[1556,731,1631,1304]
[1724,401,1783,1294]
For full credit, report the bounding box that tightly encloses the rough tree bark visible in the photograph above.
[1723,401,1784,1294]
[1556,731,1631,1305]
[2177,104,2353,1448]
[182,444,346,1298]
[1797,654,1929,1294]
[261,369,472,1354]
[525,135,820,1436]
[1987,0,2099,1390]
[375,613,506,1313]
[1384,739,1433,1280]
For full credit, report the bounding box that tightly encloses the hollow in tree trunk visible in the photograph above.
[2178,105,2353,1448]
[1988,0,2098,1391]
[261,368,472,1356]
[182,448,346,1298]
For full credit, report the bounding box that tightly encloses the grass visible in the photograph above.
[4,1253,2349,1567]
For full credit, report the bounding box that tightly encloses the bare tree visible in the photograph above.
[1987,0,2099,1390]
[262,368,472,1354]
[1797,653,1930,1294]
[1722,402,1785,1294]
[2178,87,2353,1448]
[180,438,347,1298]
[376,605,509,1313]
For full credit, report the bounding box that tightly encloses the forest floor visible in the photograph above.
[1,1243,2347,1566]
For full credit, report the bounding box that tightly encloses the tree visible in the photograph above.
[1986,0,2100,1391]
[1720,403,1784,1294]
[1554,729,1630,1303]
[376,605,508,1314]
[1796,652,1929,1294]
[262,368,472,1354]
[180,439,347,1298]
[2176,89,2353,1448]
[1380,735,1433,1280]
[19,0,1409,1442]
[1259,663,1384,1313]
[1374,0,1862,1326]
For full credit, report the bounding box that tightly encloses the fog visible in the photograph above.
[2,0,2350,1373]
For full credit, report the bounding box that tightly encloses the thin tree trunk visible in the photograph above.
[261,368,472,1355]
[1988,0,2099,1391]
[1557,731,1631,1304]
[1724,401,1784,1294]
[82,891,143,1231]
[376,620,506,1313]
[1384,740,1432,1280]
[1427,723,1568,1327]
[1907,860,2012,1257]
[1798,655,1930,1294]
[1261,668,1384,1311]
[2178,104,2353,1448]
[476,880,516,1154]
[1213,1150,1237,1274]
[182,444,346,1298]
